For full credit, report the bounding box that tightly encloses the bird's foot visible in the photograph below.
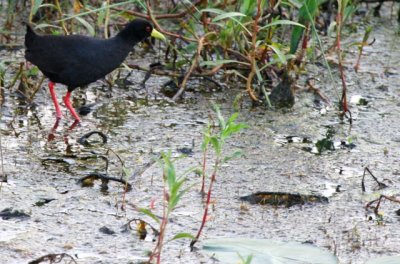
[63,92,81,122]
[68,120,81,131]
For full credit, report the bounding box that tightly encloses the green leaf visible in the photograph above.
[169,178,186,202]
[212,12,247,22]
[240,0,256,16]
[26,66,39,77]
[169,177,190,210]
[201,8,225,15]
[200,8,251,34]
[33,23,60,30]
[163,154,176,190]
[259,20,305,30]
[97,1,108,26]
[201,123,212,151]
[238,253,254,264]
[31,0,44,16]
[139,208,160,224]
[268,44,287,64]
[171,232,196,241]
[74,16,95,36]
[254,62,263,84]
[122,166,132,178]
[225,122,247,136]
[201,135,211,152]
[200,59,248,67]
[289,26,304,54]
[227,112,239,124]
[289,0,319,54]
[169,196,178,210]
[210,137,221,155]
[288,0,304,8]
[166,165,176,187]
[223,150,244,163]
[344,5,358,23]
[233,94,243,112]
[301,0,318,21]
[184,43,199,53]
[171,183,194,211]
[213,105,226,129]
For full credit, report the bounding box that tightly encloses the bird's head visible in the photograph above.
[118,19,166,43]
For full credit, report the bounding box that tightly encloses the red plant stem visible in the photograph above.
[191,160,218,249]
[200,146,207,193]
[336,11,350,121]
[293,26,310,66]
[149,176,169,263]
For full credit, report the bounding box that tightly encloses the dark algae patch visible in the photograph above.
[0,208,30,220]
[240,192,329,207]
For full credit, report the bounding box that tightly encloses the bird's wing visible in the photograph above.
[25,35,76,75]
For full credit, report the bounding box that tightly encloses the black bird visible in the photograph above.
[25,19,166,122]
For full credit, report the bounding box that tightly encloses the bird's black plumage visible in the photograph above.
[24,19,165,121]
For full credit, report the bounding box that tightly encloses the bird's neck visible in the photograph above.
[25,25,39,47]
[115,27,141,46]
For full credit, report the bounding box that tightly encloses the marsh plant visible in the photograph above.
[137,107,246,262]
[140,152,193,264]
[192,105,247,249]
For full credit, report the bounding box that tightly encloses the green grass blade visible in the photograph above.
[139,208,160,224]
[260,20,305,30]
[212,12,247,22]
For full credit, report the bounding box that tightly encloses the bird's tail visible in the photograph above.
[24,24,37,48]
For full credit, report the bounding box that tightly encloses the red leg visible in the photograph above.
[48,82,62,119]
[63,91,81,122]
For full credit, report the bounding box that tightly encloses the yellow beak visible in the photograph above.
[151,28,166,42]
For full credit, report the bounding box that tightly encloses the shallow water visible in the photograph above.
[1,8,400,264]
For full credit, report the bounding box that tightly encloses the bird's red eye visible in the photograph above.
[146,26,151,32]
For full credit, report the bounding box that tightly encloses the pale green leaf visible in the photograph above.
[139,208,160,224]
[222,150,244,163]
[260,20,305,30]
[200,8,225,15]
[171,232,196,241]
[74,16,95,36]
[31,0,44,16]
[200,59,249,67]
[227,112,239,124]
[268,44,287,64]
[210,137,221,155]
[212,12,247,22]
